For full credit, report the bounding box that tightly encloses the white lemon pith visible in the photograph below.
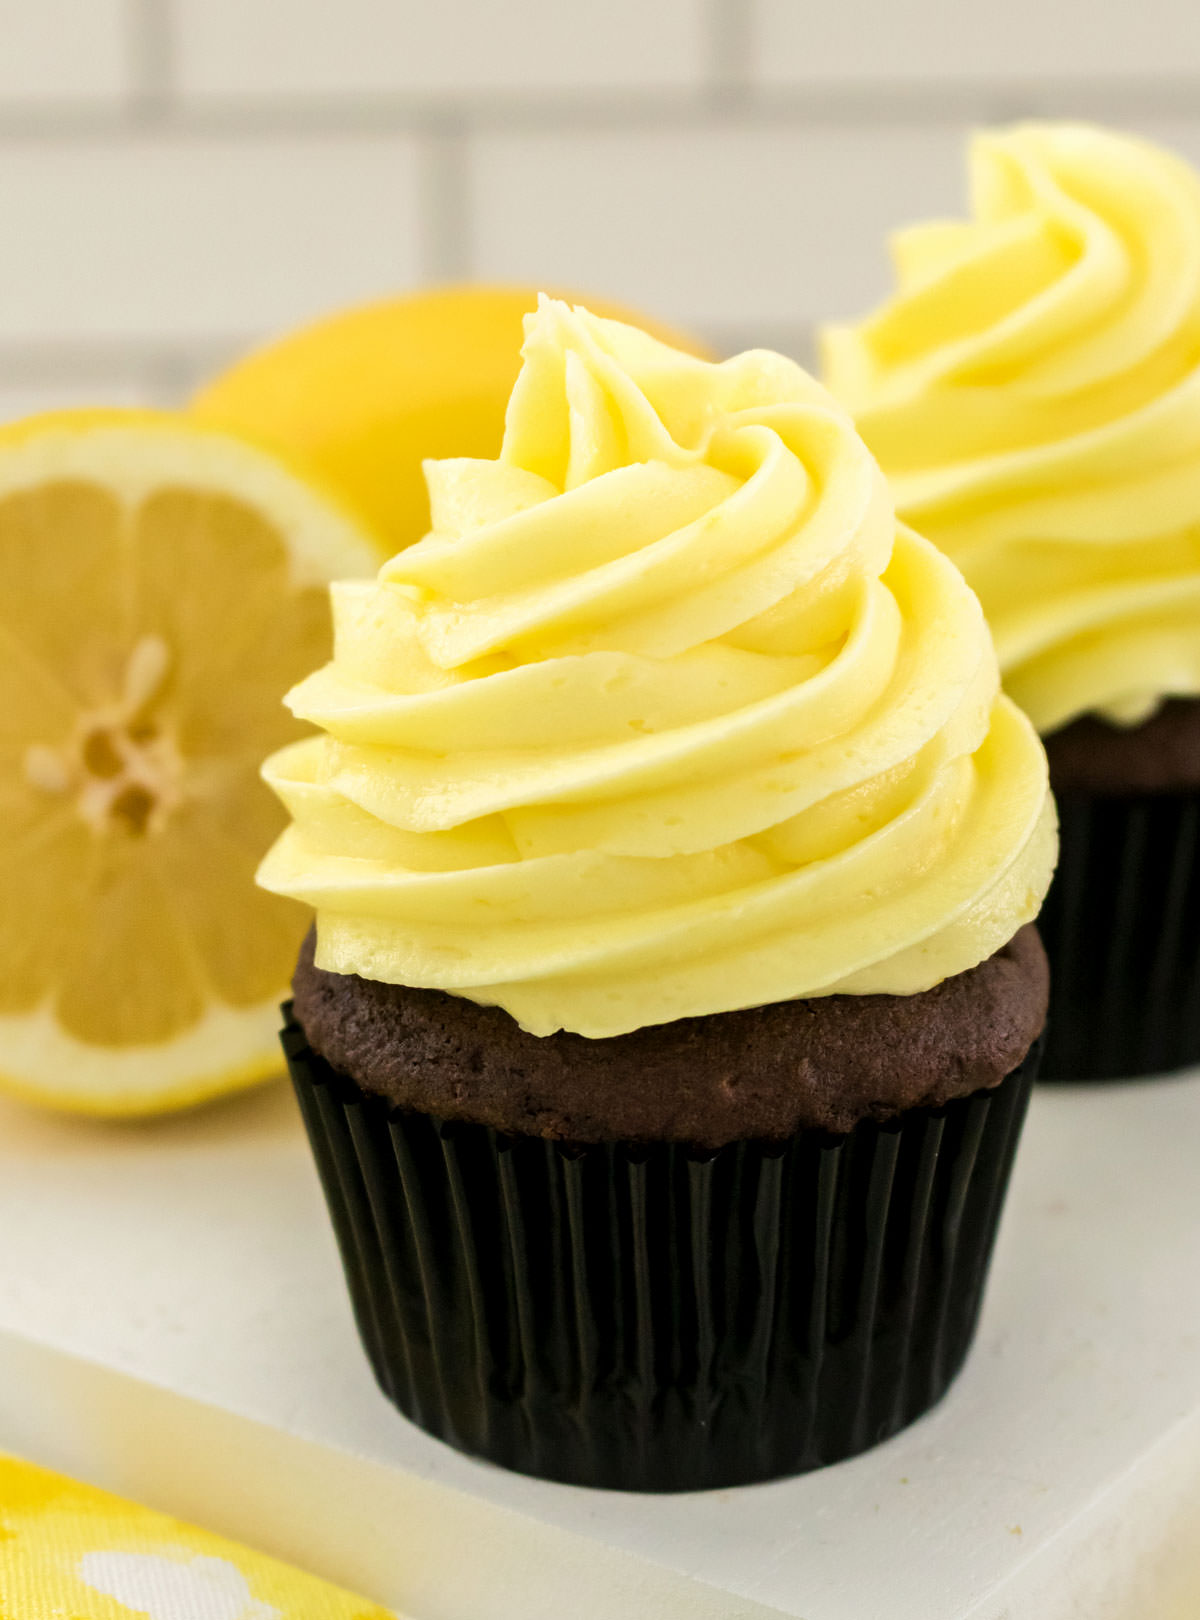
[0,412,378,1115]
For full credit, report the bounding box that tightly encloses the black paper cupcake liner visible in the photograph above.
[1038,790,1200,1081]
[282,1007,1039,1492]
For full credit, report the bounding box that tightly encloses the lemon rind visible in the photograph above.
[0,993,289,1118]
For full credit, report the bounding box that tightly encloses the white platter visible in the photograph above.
[0,1069,1198,1619]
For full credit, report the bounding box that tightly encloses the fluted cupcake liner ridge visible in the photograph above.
[1038,790,1200,1081]
[282,1007,1039,1493]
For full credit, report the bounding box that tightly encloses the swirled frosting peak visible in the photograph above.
[259,298,1055,1037]
[823,122,1200,734]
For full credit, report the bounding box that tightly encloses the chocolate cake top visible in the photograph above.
[1045,697,1200,797]
[291,924,1048,1148]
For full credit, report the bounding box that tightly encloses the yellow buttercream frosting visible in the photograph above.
[823,122,1200,735]
[258,298,1054,1038]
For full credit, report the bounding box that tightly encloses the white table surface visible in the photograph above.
[0,1069,1198,1620]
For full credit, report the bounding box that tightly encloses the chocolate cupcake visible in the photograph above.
[1038,700,1200,1077]
[824,122,1200,1081]
[261,299,1055,1489]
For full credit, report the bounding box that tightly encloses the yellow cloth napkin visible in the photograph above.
[0,1453,397,1619]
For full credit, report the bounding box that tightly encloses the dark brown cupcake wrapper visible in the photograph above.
[283,1007,1039,1492]
[1038,790,1200,1081]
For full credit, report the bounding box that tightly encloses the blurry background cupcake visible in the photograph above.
[823,123,1200,1081]
[262,299,1056,1491]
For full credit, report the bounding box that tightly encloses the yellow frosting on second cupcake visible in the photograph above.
[259,299,1053,1038]
[823,122,1200,735]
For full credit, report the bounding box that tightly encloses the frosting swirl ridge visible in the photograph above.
[823,122,1200,734]
[259,299,1054,1037]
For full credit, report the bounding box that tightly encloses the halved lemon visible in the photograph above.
[0,410,379,1115]
[193,283,711,557]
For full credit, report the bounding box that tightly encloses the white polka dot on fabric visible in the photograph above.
[77,1550,281,1619]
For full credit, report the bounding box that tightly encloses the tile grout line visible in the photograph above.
[0,340,250,386]
[142,349,216,407]
[125,0,175,124]
[3,76,1200,144]
[416,117,472,283]
[705,0,753,110]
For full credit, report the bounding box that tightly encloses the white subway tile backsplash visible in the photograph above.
[753,0,1200,86]
[470,123,970,333]
[171,0,707,101]
[0,0,129,106]
[0,0,1193,387]
[0,136,421,346]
